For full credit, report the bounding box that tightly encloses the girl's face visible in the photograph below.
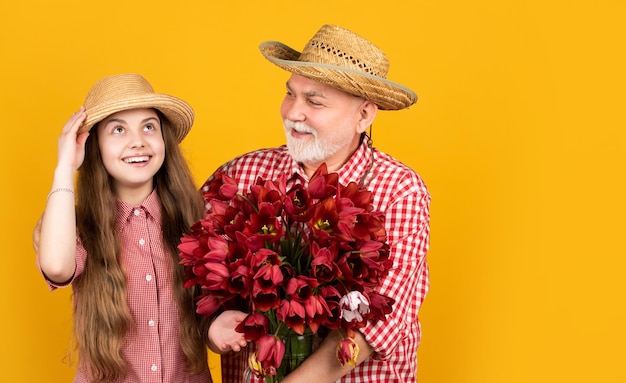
[96,108,165,202]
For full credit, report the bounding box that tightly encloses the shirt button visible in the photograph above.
[134,209,141,216]
[148,320,155,326]
[139,238,146,246]
[151,364,157,372]
[146,274,152,282]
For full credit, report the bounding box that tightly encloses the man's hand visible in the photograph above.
[208,310,249,354]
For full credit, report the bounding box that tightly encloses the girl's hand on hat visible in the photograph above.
[57,106,89,172]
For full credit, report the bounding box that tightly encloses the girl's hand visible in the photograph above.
[57,107,89,171]
[207,310,249,354]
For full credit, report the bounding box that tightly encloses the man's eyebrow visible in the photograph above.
[305,90,325,98]
[285,81,326,98]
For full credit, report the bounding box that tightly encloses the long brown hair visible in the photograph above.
[74,111,208,382]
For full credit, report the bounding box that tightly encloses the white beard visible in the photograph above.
[283,119,349,165]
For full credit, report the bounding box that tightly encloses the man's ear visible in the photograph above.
[356,100,378,134]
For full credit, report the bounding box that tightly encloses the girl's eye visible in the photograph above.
[113,126,124,134]
[308,99,322,106]
[144,121,160,132]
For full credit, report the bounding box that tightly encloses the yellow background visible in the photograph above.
[1,1,624,382]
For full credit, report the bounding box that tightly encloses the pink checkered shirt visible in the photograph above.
[37,191,213,383]
[203,138,430,383]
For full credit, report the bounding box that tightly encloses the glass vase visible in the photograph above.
[266,328,319,383]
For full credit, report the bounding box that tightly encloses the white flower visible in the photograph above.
[339,291,370,323]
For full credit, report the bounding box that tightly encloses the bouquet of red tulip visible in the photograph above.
[179,164,395,382]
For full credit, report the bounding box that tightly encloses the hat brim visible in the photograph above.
[260,41,417,110]
[80,94,194,143]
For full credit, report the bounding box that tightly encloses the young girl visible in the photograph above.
[37,73,213,383]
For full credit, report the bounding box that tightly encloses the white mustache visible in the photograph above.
[283,120,317,136]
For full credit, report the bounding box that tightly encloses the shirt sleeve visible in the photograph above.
[36,236,87,291]
[360,179,431,359]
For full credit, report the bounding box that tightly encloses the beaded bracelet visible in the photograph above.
[47,188,74,200]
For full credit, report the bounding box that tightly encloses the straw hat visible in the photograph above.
[259,24,417,110]
[80,73,194,142]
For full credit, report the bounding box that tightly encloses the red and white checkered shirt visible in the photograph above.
[38,191,213,383]
[204,138,430,383]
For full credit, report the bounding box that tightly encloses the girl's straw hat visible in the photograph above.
[259,24,417,111]
[80,73,194,142]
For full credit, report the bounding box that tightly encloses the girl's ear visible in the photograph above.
[356,100,378,134]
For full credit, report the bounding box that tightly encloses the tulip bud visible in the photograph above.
[336,337,360,367]
[248,352,265,377]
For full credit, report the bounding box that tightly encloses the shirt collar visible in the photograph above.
[337,137,373,185]
[277,145,310,186]
[115,189,161,227]
[282,137,373,186]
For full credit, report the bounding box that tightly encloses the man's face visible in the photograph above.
[280,74,370,171]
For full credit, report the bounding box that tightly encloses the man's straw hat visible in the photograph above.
[260,24,417,110]
[80,73,194,142]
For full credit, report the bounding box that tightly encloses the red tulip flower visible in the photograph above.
[236,312,269,341]
[257,334,285,373]
[181,163,396,379]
